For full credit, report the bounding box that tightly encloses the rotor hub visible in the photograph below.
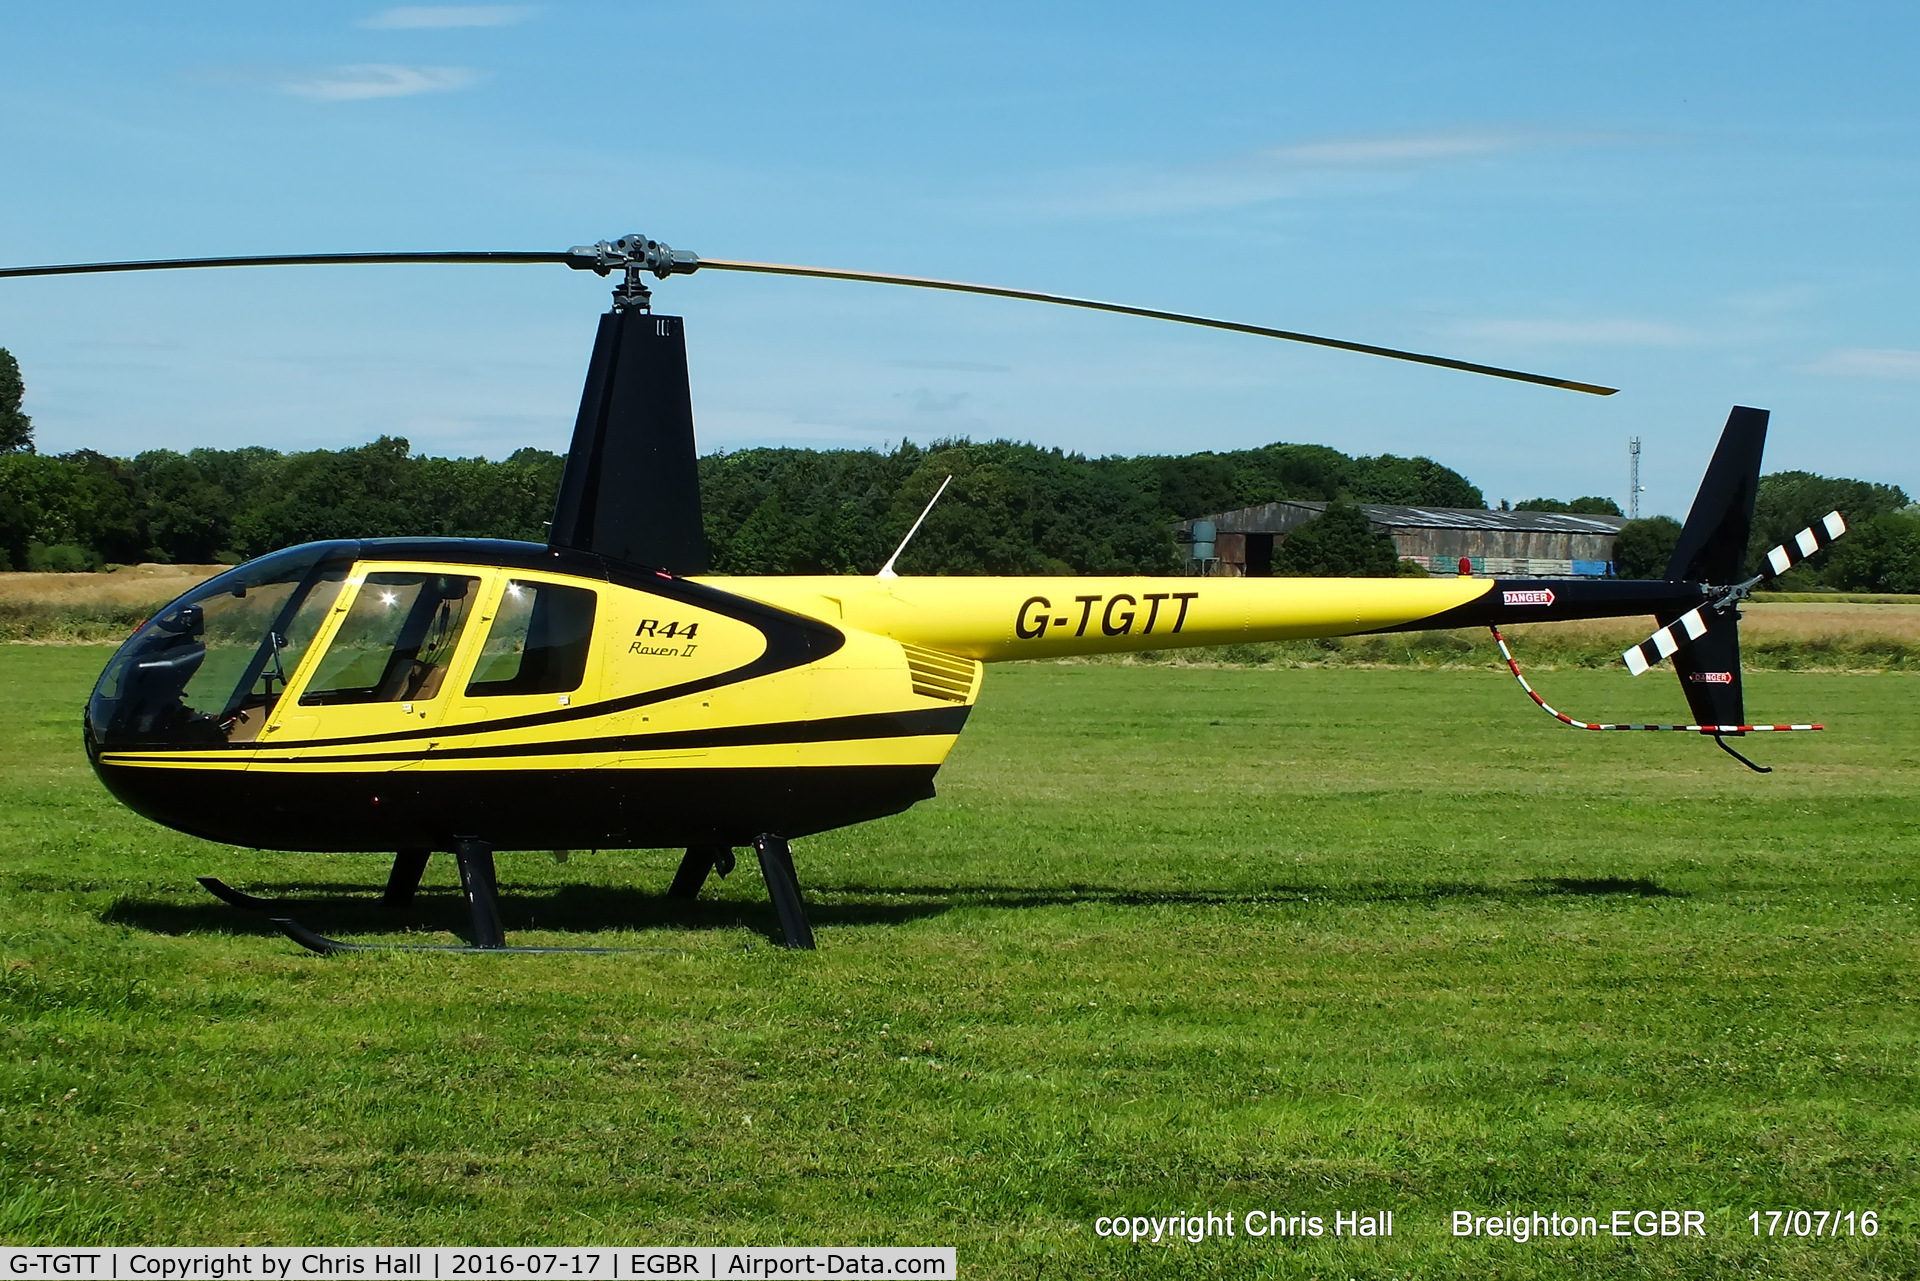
[565,234,700,310]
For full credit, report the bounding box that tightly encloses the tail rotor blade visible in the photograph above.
[1621,510,1848,675]
[1623,608,1711,675]
[1762,510,1846,578]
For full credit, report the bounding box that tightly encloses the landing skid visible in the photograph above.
[270,916,655,956]
[195,876,280,912]
[200,834,820,953]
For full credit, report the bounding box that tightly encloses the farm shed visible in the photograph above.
[1174,502,1626,578]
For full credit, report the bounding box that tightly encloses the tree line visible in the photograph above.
[3,435,1913,587]
[1611,472,1915,590]
[0,433,1487,576]
[2,344,1915,585]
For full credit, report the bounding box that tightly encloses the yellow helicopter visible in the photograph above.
[1,236,1845,952]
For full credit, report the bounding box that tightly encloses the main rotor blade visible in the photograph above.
[0,251,574,279]
[0,243,1618,395]
[699,258,1617,396]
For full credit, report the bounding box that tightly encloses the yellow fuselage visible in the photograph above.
[718,573,1492,661]
[87,540,1570,853]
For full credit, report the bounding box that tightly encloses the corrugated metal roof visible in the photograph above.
[1176,501,1625,535]
[1352,503,1626,533]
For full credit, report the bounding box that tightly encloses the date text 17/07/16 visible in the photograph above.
[1752,1210,1878,1237]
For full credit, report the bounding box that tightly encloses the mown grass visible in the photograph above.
[1080,606,1920,672]
[1,646,1916,1278]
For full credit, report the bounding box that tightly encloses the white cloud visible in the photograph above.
[1257,131,1521,168]
[1801,347,1920,381]
[1011,130,1575,219]
[1448,318,1698,346]
[904,388,970,415]
[889,358,1011,374]
[361,6,535,28]
[283,64,479,101]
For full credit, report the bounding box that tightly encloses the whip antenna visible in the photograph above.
[878,475,953,579]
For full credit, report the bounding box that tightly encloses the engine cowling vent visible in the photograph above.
[902,643,980,703]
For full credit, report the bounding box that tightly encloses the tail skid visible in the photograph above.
[1490,627,1819,772]
[1491,628,1821,736]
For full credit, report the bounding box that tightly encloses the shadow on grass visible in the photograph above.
[822,875,1684,909]
[101,872,1682,948]
[102,882,947,949]
[1535,876,1678,898]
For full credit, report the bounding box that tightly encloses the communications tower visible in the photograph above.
[1628,437,1643,520]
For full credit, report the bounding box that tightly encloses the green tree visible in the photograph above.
[1748,470,1908,576]
[1613,515,1683,578]
[1272,501,1402,577]
[1822,510,1920,594]
[0,453,93,569]
[1342,454,1484,507]
[896,441,1177,575]
[1107,442,1483,518]
[131,449,233,562]
[0,348,31,453]
[1516,495,1622,516]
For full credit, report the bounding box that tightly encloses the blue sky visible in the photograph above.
[2,2,1917,517]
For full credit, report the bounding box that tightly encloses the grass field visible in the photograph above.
[1,645,1916,1278]
[0,567,227,643]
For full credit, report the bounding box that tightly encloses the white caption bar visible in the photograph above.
[0,1250,956,1281]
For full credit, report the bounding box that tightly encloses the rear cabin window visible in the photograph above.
[300,572,481,705]
[466,579,597,697]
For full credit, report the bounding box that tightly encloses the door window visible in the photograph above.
[300,572,481,705]
[466,579,598,696]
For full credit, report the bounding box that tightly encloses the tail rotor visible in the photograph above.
[1494,406,1842,771]
[1621,509,1848,677]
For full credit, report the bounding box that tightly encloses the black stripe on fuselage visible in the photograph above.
[237,705,972,767]
[1375,578,1709,633]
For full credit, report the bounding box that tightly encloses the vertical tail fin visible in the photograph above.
[1664,406,1768,583]
[1658,406,1769,726]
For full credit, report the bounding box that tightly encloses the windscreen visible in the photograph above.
[87,543,352,749]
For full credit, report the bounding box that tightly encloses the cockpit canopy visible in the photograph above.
[86,542,357,751]
[85,541,606,754]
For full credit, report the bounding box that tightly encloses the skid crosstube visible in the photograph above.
[201,835,820,954]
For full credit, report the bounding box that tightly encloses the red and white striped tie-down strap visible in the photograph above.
[1492,627,1821,734]
[1621,510,1846,676]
